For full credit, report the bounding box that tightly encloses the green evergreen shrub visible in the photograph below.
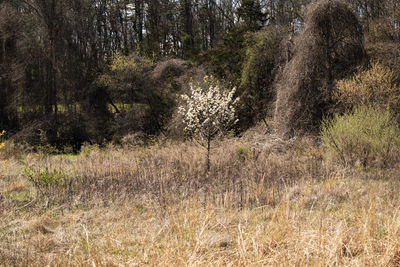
[239,26,284,127]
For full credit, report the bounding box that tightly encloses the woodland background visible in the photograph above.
[0,0,399,149]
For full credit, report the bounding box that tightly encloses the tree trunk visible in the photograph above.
[135,0,143,43]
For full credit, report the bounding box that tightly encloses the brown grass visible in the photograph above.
[1,133,400,266]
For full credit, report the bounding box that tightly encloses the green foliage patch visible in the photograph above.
[321,106,400,169]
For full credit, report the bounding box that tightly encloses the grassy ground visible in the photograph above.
[1,132,400,266]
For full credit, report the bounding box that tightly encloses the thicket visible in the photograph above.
[320,59,400,170]
[274,0,367,138]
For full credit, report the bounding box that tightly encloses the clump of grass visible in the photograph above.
[321,105,400,168]
[236,146,250,161]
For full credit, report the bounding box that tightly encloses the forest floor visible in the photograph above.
[1,126,400,266]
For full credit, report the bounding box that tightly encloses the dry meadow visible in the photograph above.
[1,130,400,266]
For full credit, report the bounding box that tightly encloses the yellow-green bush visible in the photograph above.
[321,106,400,168]
[97,52,154,101]
[335,62,400,110]
[0,130,4,151]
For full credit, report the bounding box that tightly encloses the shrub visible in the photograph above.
[366,41,400,84]
[152,59,186,82]
[0,131,23,161]
[80,143,100,158]
[321,106,400,168]
[24,166,73,204]
[24,167,68,189]
[35,144,59,154]
[97,52,154,99]
[121,132,145,147]
[335,62,400,110]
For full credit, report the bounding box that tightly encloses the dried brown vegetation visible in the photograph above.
[274,0,367,138]
[1,130,400,265]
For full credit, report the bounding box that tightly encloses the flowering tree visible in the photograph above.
[179,77,239,170]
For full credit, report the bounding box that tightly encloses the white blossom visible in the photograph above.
[178,77,239,141]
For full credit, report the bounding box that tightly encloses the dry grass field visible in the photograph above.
[1,130,400,266]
